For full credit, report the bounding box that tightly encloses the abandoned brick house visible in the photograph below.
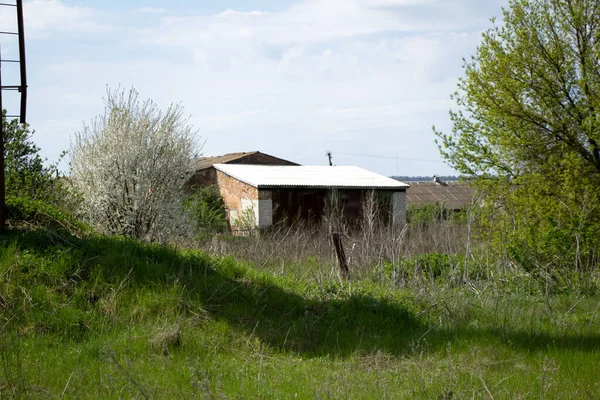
[187,152,409,231]
[405,176,472,211]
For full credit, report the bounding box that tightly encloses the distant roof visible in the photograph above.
[214,164,410,190]
[194,151,298,171]
[406,181,472,210]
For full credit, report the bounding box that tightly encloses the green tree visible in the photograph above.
[434,0,600,273]
[3,110,59,201]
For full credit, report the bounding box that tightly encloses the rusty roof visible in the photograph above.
[406,181,472,210]
[194,152,259,170]
[193,151,298,171]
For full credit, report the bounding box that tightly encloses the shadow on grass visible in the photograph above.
[3,228,600,358]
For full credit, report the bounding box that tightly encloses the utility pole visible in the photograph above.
[326,151,333,166]
[0,0,28,232]
[0,48,4,232]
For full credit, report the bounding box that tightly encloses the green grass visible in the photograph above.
[1,228,600,398]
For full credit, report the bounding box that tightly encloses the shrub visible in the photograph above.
[2,110,64,203]
[407,203,465,225]
[183,186,228,235]
[70,87,200,242]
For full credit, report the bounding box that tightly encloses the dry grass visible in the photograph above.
[193,221,468,282]
[149,323,182,355]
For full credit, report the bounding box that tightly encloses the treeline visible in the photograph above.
[391,175,462,182]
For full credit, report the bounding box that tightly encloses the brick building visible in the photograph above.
[187,151,298,189]
[211,164,409,232]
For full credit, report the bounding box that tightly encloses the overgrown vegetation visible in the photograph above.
[1,226,600,398]
[2,110,67,205]
[406,203,465,225]
[2,1,600,396]
[183,185,228,236]
[434,0,600,274]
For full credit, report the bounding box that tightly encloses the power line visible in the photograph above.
[335,151,446,164]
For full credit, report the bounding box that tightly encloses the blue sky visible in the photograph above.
[2,0,508,176]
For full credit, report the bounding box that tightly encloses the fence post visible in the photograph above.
[331,232,349,279]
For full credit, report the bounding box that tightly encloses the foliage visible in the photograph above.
[5,195,90,235]
[70,87,200,242]
[407,203,467,226]
[408,203,451,225]
[236,206,258,232]
[2,110,62,202]
[183,185,228,235]
[434,0,600,271]
[1,228,600,398]
[473,175,600,274]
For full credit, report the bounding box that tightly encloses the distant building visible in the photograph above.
[208,164,409,232]
[405,176,472,211]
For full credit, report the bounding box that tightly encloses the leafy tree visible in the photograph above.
[70,88,200,241]
[434,0,600,272]
[3,110,58,201]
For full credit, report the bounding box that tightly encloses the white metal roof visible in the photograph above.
[214,164,410,190]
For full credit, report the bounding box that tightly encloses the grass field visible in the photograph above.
[1,228,600,398]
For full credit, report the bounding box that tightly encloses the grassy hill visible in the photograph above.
[1,228,600,398]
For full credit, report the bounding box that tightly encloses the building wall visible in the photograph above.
[186,167,218,190]
[392,191,407,228]
[257,190,273,228]
[203,169,407,232]
[216,170,259,231]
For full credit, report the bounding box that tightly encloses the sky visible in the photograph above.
[0,0,508,176]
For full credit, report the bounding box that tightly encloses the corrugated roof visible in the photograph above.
[406,181,472,210]
[214,164,410,189]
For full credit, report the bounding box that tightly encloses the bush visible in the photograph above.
[70,87,200,242]
[183,186,228,236]
[407,203,465,225]
[2,110,64,203]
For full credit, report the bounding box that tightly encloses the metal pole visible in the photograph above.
[0,45,5,232]
[16,0,26,123]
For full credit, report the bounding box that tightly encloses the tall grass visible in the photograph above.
[195,222,467,281]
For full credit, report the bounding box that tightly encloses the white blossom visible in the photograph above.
[71,87,200,242]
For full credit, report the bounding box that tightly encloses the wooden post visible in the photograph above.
[331,232,349,279]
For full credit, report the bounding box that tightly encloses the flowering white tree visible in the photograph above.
[71,87,200,241]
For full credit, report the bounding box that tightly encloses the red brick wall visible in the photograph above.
[216,170,258,217]
[186,167,218,191]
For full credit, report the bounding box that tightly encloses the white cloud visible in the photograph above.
[133,7,166,15]
[23,0,108,38]
[143,0,493,51]
[27,0,507,175]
